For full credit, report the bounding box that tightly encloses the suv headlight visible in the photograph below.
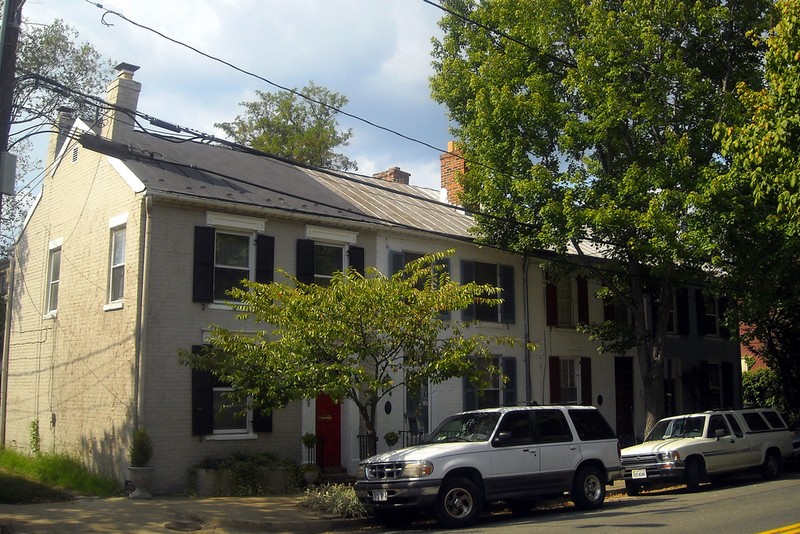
[401,461,434,478]
[357,465,366,479]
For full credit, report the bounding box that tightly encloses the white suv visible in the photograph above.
[354,405,623,528]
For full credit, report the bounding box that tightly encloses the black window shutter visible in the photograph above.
[193,227,215,302]
[349,245,365,276]
[463,376,477,411]
[390,251,404,276]
[603,298,615,322]
[252,409,273,433]
[718,297,730,339]
[296,239,315,284]
[191,345,213,436]
[499,265,515,324]
[255,235,275,284]
[545,281,558,326]
[676,288,690,335]
[721,361,734,409]
[695,289,706,336]
[699,361,710,408]
[501,357,517,406]
[461,260,476,321]
[577,277,589,324]
[549,356,561,403]
[580,357,593,406]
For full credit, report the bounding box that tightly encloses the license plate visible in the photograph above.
[372,489,388,502]
[632,469,647,479]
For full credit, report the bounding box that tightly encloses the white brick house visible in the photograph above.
[0,65,741,493]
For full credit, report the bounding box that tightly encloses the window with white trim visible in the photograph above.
[108,226,126,302]
[560,359,578,403]
[313,243,343,286]
[214,231,251,301]
[463,356,517,410]
[212,384,251,435]
[556,277,573,326]
[46,245,61,315]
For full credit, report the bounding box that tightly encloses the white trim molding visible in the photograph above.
[305,225,358,244]
[206,212,265,232]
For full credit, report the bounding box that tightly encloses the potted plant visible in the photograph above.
[300,433,319,485]
[127,428,154,499]
[384,431,399,450]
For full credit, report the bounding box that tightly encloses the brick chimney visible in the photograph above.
[373,166,410,185]
[101,62,141,145]
[440,141,465,205]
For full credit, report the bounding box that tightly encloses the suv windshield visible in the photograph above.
[645,416,706,441]
[423,412,501,444]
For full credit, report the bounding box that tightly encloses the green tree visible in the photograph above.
[430,0,772,434]
[705,0,800,425]
[215,82,357,171]
[3,15,114,254]
[180,251,515,456]
[718,0,800,234]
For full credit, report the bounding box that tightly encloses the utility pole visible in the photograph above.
[0,0,22,200]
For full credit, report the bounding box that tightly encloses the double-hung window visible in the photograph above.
[461,260,515,323]
[106,213,127,307]
[45,238,62,316]
[463,356,517,410]
[192,213,274,305]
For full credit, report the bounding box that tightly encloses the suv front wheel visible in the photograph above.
[434,477,483,528]
[571,465,606,510]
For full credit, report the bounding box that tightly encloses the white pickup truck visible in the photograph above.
[621,408,793,495]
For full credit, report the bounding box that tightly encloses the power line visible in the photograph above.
[83,1,447,155]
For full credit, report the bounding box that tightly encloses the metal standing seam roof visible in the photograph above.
[121,130,476,241]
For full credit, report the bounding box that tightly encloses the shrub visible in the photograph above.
[300,483,366,518]
[128,429,153,467]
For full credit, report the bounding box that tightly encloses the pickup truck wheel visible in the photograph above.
[685,458,702,492]
[571,465,606,510]
[434,477,483,528]
[761,449,781,480]
[625,480,641,496]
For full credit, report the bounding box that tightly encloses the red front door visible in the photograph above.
[315,394,341,469]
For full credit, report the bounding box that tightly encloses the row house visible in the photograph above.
[0,65,740,493]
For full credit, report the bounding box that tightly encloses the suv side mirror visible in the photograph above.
[493,431,512,446]
[715,428,725,440]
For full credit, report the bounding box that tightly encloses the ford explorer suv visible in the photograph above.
[354,405,623,528]
[621,408,793,495]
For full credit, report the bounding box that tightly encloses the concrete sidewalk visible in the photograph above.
[0,494,368,534]
[0,481,629,534]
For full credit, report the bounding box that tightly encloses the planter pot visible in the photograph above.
[302,467,319,486]
[128,466,155,499]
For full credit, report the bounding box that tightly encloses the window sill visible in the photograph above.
[207,302,241,311]
[103,301,124,312]
[42,311,57,320]
[204,433,258,441]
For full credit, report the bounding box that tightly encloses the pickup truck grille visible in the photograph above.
[364,462,404,480]
[621,454,658,468]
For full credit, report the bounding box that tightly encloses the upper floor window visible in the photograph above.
[695,289,728,337]
[296,226,362,286]
[192,213,274,304]
[313,243,343,286]
[108,225,126,303]
[461,260,515,324]
[546,275,589,327]
[46,244,61,315]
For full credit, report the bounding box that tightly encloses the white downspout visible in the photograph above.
[133,195,152,429]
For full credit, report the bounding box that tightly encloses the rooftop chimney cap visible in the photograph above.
[114,62,140,79]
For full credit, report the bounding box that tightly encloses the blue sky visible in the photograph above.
[21,0,454,190]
